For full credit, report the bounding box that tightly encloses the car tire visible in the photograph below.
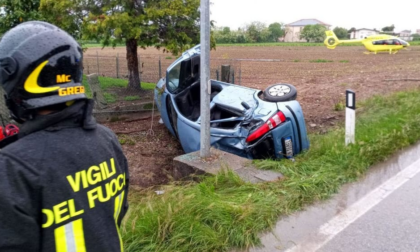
[263,83,297,102]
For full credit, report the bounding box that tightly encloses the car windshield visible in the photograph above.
[167,61,181,92]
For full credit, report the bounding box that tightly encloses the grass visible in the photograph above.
[340,60,349,63]
[309,59,333,63]
[125,96,141,101]
[334,101,345,111]
[104,93,117,103]
[82,75,156,96]
[122,88,420,251]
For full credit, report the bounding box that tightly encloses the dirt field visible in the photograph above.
[93,45,420,187]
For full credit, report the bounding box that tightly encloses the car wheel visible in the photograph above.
[263,83,297,102]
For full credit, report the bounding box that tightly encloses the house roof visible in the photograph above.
[286,19,330,27]
[353,28,378,32]
[399,30,411,33]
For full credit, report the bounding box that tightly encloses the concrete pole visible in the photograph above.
[200,0,211,157]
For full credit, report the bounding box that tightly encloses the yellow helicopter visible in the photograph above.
[324,30,410,54]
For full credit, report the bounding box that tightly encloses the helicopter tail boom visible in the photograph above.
[324,31,364,49]
[324,31,340,49]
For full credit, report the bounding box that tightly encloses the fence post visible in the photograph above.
[116,53,119,79]
[159,56,162,79]
[96,51,99,75]
[221,65,230,83]
[239,67,242,85]
[87,73,108,110]
[216,69,219,81]
[231,70,235,84]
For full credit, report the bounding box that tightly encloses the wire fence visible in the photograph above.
[83,54,242,84]
[82,54,243,110]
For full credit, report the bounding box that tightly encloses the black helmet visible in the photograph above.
[0,21,86,122]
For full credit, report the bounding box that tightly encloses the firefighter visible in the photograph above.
[0,21,129,251]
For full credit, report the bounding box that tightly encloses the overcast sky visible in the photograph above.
[210,0,419,33]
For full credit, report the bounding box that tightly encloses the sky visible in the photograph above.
[210,0,419,33]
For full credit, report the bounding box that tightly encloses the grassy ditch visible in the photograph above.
[122,89,420,252]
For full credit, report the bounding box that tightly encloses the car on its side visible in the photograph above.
[154,45,309,159]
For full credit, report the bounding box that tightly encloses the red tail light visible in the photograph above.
[246,111,286,143]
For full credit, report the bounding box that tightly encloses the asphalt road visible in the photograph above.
[249,143,420,252]
[320,169,420,252]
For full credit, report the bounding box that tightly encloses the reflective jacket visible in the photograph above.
[0,100,129,252]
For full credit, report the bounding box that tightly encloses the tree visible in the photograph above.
[268,22,285,42]
[245,21,267,43]
[333,27,349,39]
[412,34,420,41]
[0,0,45,34]
[40,0,96,39]
[382,25,395,32]
[300,24,327,42]
[42,0,209,91]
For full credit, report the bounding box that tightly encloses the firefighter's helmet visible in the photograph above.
[0,21,86,122]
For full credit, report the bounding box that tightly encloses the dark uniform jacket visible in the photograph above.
[0,100,129,252]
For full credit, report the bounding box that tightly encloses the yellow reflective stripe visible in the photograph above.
[114,191,125,252]
[54,225,68,252]
[54,219,86,252]
[24,60,60,94]
[72,219,87,252]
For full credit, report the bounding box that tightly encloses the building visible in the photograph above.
[349,28,379,39]
[284,19,331,42]
[398,30,412,41]
[416,29,420,35]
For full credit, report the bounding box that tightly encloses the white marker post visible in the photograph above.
[345,90,356,146]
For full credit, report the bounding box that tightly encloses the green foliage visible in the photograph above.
[333,27,349,39]
[213,22,285,44]
[300,24,327,42]
[124,96,140,101]
[40,0,212,90]
[103,92,117,103]
[39,0,90,39]
[97,76,156,90]
[123,88,420,252]
[268,22,285,42]
[309,59,333,63]
[382,24,395,32]
[412,34,420,41]
[245,21,269,43]
[334,101,345,111]
[340,60,349,63]
[0,0,45,33]
[81,0,204,55]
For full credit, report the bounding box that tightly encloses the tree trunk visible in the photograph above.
[126,38,141,90]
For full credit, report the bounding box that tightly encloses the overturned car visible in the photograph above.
[154,45,309,159]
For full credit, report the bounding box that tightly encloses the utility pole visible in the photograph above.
[200,0,211,157]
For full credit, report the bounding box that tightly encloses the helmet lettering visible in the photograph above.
[58,86,85,96]
[56,74,71,83]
